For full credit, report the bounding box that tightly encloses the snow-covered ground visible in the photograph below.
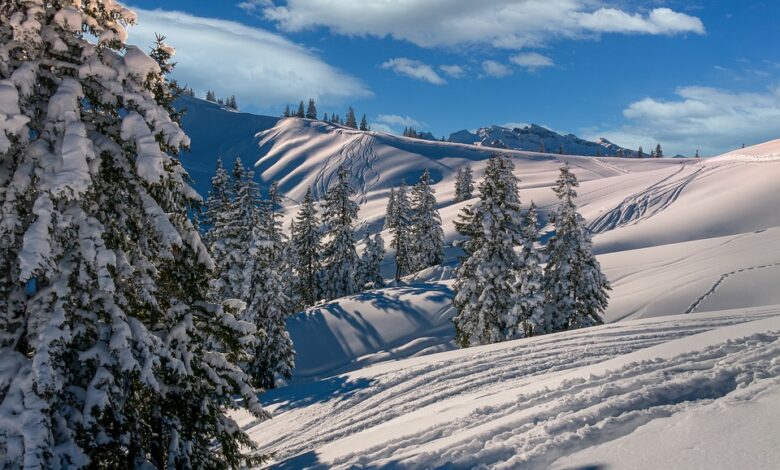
[175,99,780,468]
[237,307,780,468]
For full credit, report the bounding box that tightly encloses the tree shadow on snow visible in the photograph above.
[261,375,374,413]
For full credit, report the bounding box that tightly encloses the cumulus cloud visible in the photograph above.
[372,114,426,134]
[590,84,780,156]
[440,64,466,78]
[510,52,554,71]
[262,1,704,49]
[128,8,370,111]
[481,60,513,78]
[381,58,446,85]
[574,8,705,35]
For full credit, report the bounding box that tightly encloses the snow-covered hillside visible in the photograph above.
[449,124,634,157]
[237,306,780,468]
[175,99,780,468]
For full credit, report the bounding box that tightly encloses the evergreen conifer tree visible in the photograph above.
[391,181,414,281]
[411,170,445,270]
[243,187,294,389]
[543,164,611,332]
[384,188,399,230]
[510,202,547,337]
[345,107,358,128]
[207,159,254,303]
[291,187,323,307]
[203,158,231,248]
[306,98,317,119]
[453,156,525,347]
[321,166,360,299]
[455,164,475,202]
[0,5,267,466]
[359,234,385,289]
[227,95,238,110]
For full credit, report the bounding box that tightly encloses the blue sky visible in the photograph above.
[127,1,780,156]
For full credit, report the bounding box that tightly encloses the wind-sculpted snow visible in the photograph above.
[240,307,780,468]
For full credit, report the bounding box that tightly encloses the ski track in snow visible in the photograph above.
[250,310,780,468]
[685,262,780,314]
[588,165,701,233]
[588,160,746,234]
[312,132,379,206]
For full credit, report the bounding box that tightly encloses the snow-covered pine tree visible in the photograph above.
[306,98,317,119]
[510,201,547,337]
[321,166,360,299]
[243,182,294,389]
[232,164,263,300]
[391,181,414,281]
[411,169,444,271]
[455,164,474,202]
[453,155,525,347]
[384,187,398,230]
[202,157,231,247]
[358,233,385,289]
[345,106,357,128]
[359,114,369,131]
[291,187,323,308]
[543,164,611,332]
[208,158,251,302]
[296,100,305,118]
[0,5,267,467]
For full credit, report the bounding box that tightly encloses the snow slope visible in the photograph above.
[239,306,780,468]
[176,101,780,467]
[177,96,279,195]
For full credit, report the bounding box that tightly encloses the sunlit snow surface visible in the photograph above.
[176,99,780,468]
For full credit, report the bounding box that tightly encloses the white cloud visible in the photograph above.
[481,60,513,78]
[574,7,705,36]
[509,52,554,71]
[372,114,425,134]
[440,64,466,78]
[500,121,531,130]
[381,58,446,85]
[236,0,272,14]
[262,1,704,49]
[590,84,780,156]
[128,8,370,111]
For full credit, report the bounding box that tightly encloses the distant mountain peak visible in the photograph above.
[449,124,634,156]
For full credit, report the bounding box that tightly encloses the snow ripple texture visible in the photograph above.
[246,309,780,469]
